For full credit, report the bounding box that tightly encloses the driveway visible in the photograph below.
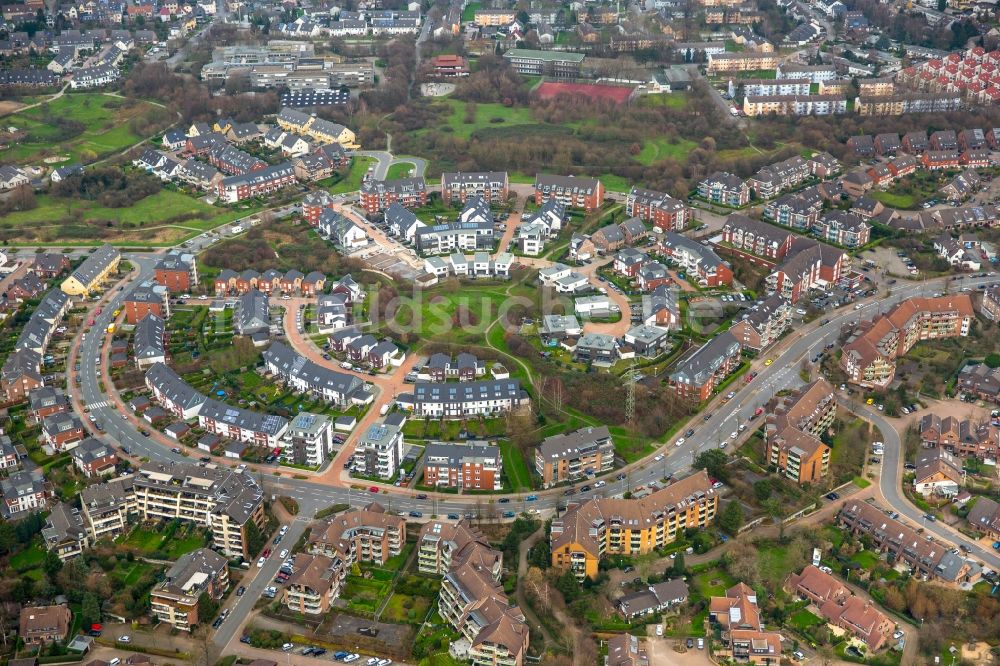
[645,636,713,666]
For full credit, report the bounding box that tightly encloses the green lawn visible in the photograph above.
[641,92,689,109]
[120,527,164,552]
[11,543,46,571]
[329,156,376,194]
[692,567,736,598]
[460,1,481,22]
[599,173,633,193]
[756,543,795,588]
[164,532,209,559]
[0,190,260,246]
[790,608,823,630]
[850,550,880,569]
[869,191,918,210]
[386,161,418,180]
[433,99,544,140]
[635,136,698,166]
[381,593,432,624]
[2,93,168,165]
[500,440,532,492]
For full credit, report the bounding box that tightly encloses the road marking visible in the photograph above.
[86,400,109,410]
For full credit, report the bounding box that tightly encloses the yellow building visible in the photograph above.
[550,471,718,579]
[856,77,895,97]
[707,51,778,74]
[60,244,121,296]
[275,108,359,149]
[474,8,516,25]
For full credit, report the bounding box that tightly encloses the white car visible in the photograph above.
[282,643,294,652]
[738,424,747,432]
[344,655,360,663]
[119,635,131,644]
[675,437,685,447]
[892,630,904,640]
[279,549,288,559]
[366,659,379,666]
[594,480,606,488]
[854,302,865,310]
[730,431,738,440]
[654,454,664,462]
[257,556,265,568]
[377,660,392,666]
[280,525,289,535]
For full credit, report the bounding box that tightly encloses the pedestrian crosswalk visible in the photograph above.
[86,400,109,410]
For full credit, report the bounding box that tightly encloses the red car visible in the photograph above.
[369,486,379,493]
[262,548,271,558]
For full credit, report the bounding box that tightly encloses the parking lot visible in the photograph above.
[366,251,421,280]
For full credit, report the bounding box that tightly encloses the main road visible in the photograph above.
[71,251,999,536]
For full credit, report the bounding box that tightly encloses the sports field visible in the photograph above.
[535,81,635,105]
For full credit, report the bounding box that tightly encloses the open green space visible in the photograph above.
[431,99,546,140]
[0,190,261,246]
[343,576,391,614]
[850,550,880,569]
[641,92,690,109]
[635,136,699,166]
[869,191,918,210]
[386,161,418,180]
[500,440,532,492]
[1,93,170,165]
[381,593,432,624]
[10,542,46,570]
[460,1,481,22]
[328,156,376,194]
[789,608,824,631]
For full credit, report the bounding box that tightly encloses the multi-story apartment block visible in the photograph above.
[535,426,615,487]
[418,519,500,578]
[764,378,834,484]
[154,251,197,293]
[415,219,495,255]
[764,193,821,230]
[534,174,604,212]
[626,187,691,231]
[706,51,778,74]
[854,92,962,116]
[474,8,516,25]
[742,94,847,117]
[839,500,981,585]
[360,176,429,215]
[729,294,790,352]
[551,471,717,579]
[282,412,334,467]
[309,503,406,565]
[659,233,733,287]
[151,549,229,631]
[284,553,340,615]
[747,156,810,199]
[697,172,749,207]
[765,238,849,304]
[669,332,742,401]
[743,78,810,96]
[216,163,298,203]
[398,379,530,418]
[981,285,1000,321]
[721,215,793,261]
[503,48,585,78]
[441,171,509,205]
[841,295,974,388]
[813,211,870,248]
[423,441,503,490]
[79,478,135,542]
[353,421,404,479]
[132,462,266,559]
[124,282,170,324]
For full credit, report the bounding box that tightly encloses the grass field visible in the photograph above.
[500,440,532,492]
[434,99,544,140]
[1,93,169,165]
[11,543,46,570]
[790,608,824,630]
[329,156,376,194]
[460,1,481,22]
[381,593,432,624]
[641,92,690,109]
[0,190,260,246]
[869,191,919,209]
[635,136,698,166]
[386,161,418,180]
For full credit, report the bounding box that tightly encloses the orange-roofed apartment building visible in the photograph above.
[709,583,783,665]
[764,378,835,484]
[788,565,894,651]
[549,471,717,580]
[840,295,975,389]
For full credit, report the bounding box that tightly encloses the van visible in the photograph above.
[109,660,120,666]
[697,638,704,650]
[379,404,389,416]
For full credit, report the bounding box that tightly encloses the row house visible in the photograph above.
[397,379,530,419]
[208,144,266,176]
[968,496,1000,540]
[625,187,691,231]
[423,252,513,281]
[919,413,998,460]
[550,471,717,579]
[216,162,297,203]
[669,331,742,402]
[359,176,428,215]
[262,341,366,406]
[198,398,288,448]
[721,214,794,260]
[441,171,509,205]
[516,200,565,255]
[854,92,962,116]
[742,94,847,117]
[839,500,980,585]
[840,295,974,389]
[534,174,604,212]
[419,353,486,382]
[275,108,358,148]
[787,566,893,651]
[742,77,810,96]
[28,387,69,423]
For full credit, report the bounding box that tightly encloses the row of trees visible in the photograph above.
[53,166,162,208]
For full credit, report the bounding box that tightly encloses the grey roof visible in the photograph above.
[136,461,263,525]
[411,379,525,405]
[145,362,208,412]
[71,437,116,465]
[134,314,165,361]
[42,502,86,547]
[29,386,67,412]
[539,425,612,461]
[199,398,288,436]
[69,244,120,289]
[669,331,741,386]
[236,290,270,335]
[42,412,82,437]
[263,341,363,398]
[424,441,500,466]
